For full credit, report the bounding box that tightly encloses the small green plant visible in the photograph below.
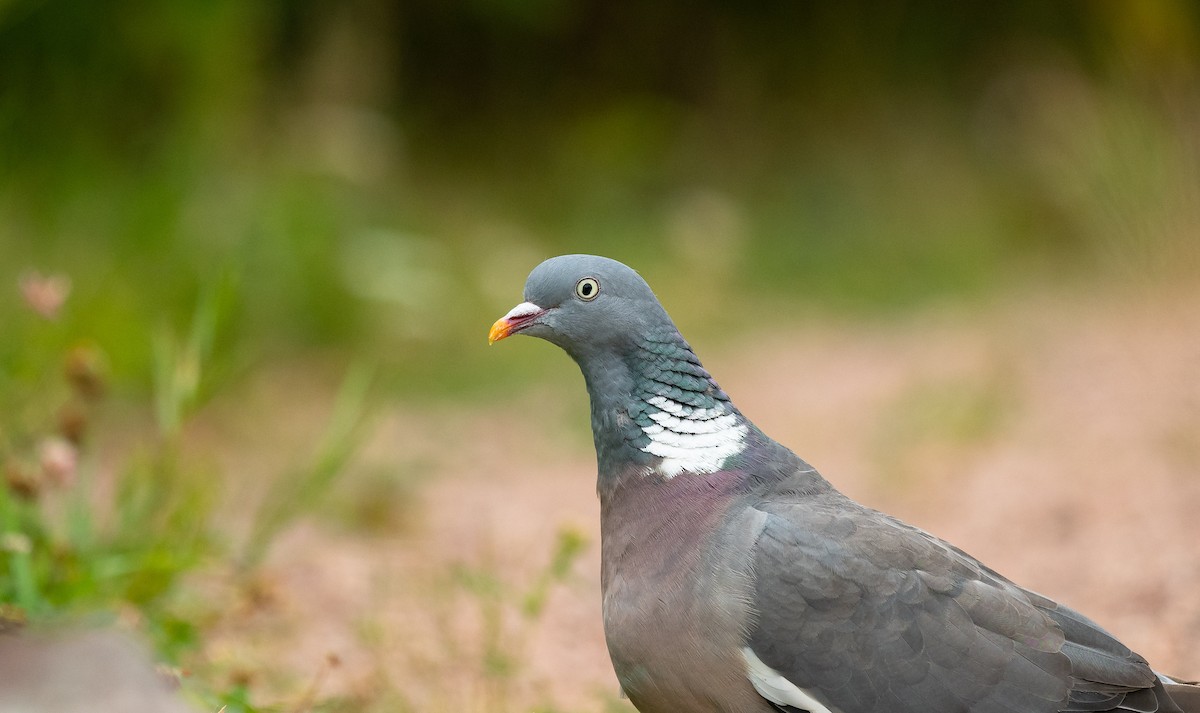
[1,272,374,708]
[241,362,375,570]
[449,525,589,713]
[0,275,227,652]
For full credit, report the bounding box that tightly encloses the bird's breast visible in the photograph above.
[599,471,772,713]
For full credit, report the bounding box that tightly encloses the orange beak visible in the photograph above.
[488,302,546,344]
[488,317,515,345]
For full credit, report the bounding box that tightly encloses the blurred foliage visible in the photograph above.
[242,362,375,568]
[0,287,372,707]
[2,0,1198,399]
[0,290,221,642]
[448,525,590,713]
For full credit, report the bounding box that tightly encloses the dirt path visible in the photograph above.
[198,282,1200,712]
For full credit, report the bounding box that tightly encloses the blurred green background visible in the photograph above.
[4,0,1198,394]
[2,1,1199,709]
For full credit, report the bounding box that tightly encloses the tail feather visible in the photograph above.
[1164,681,1200,713]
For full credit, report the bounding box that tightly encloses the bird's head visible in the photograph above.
[489,254,674,360]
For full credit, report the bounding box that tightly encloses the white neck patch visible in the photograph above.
[639,395,747,477]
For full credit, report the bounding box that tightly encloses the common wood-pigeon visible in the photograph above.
[490,254,1199,713]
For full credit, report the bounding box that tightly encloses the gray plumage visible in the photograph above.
[491,254,1199,713]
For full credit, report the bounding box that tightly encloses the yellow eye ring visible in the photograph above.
[575,277,600,301]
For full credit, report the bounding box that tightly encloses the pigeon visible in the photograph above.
[489,254,1199,713]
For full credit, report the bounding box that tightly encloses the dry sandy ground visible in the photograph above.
[198,282,1200,712]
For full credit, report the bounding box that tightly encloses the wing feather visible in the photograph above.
[745,488,1164,713]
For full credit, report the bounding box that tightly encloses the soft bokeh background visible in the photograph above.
[2,2,1199,711]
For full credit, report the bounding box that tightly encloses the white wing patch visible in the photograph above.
[741,647,839,713]
[640,395,746,477]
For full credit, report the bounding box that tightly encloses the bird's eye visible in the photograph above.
[575,277,600,301]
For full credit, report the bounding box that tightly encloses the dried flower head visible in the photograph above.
[3,461,39,501]
[0,532,31,555]
[18,270,71,320]
[57,403,90,445]
[64,344,108,400]
[39,437,79,488]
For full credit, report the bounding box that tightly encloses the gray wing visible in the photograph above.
[747,491,1178,713]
